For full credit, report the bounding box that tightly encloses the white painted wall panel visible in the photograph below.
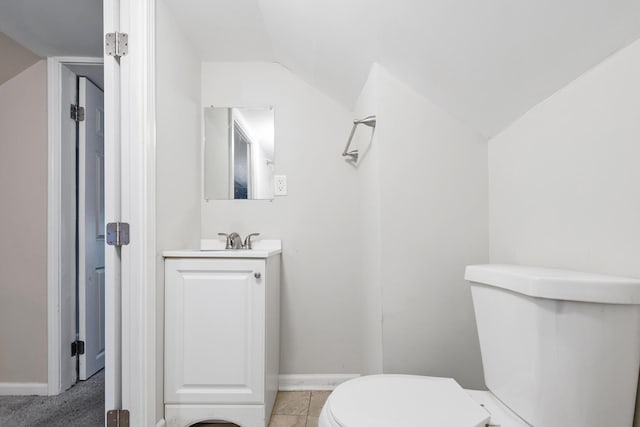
[156,0,202,420]
[200,62,361,375]
[489,39,640,279]
[368,65,488,388]
[354,65,383,375]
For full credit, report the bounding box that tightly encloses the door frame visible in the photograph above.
[118,0,158,424]
[47,56,104,396]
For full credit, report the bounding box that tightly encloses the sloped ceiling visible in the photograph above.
[162,0,273,61]
[3,0,639,137]
[0,0,103,58]
[0,32,41,87]
[166,0,640,137]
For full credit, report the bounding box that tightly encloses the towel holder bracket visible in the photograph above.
[342,115,376,162]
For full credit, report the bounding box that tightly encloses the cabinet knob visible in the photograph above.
[254,272,261,279]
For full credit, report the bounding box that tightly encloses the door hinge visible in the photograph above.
[105,32,129,59]
[107,409,130,427]
[70,104,85,122]
[106,222,130,246]
[71,340,85,356]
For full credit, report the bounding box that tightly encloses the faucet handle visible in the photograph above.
[217,233,231,249]
[243,233,260,250]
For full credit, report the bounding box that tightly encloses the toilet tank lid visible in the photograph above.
[465,264,640,305]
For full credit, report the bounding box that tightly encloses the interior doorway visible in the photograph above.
[71,68,106,381]
[47,57,105,395]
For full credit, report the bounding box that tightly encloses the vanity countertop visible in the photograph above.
[163,239,282,259]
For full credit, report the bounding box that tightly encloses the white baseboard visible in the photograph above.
[278,374,359,391]
[156,419,167,427]
[0,382,48,396]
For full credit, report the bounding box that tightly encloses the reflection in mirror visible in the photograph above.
[204,107,274,200]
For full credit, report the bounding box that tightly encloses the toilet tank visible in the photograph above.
[465,265,640,427]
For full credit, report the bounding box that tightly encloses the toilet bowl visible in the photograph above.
[319,265,640,427]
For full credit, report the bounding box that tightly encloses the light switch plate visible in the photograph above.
[274,175,287,196]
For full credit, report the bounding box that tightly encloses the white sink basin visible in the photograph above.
[162,239,282,259]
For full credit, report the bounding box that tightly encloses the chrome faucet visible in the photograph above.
[229,232,243,249]
[218,232,243,249]
[218,232,260,249]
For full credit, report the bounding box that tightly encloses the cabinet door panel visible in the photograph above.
[165,259,265,404]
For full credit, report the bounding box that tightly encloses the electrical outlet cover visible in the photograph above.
[274,175,287,196]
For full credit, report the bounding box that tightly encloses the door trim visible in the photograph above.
[47,56,103,396]
[119,0,157,424]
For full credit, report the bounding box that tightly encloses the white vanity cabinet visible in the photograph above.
[163,244,281,427]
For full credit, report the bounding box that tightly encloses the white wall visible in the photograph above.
[155,0,202,420]
[489,38,640,425]
[354,65,383,375]
[200,62,362,375]
[197,61,488,384]
[0,60,48,384]
[489,38,640,278]
[356,64,488,388]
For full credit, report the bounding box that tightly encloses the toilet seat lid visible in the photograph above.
[327,375,490,427]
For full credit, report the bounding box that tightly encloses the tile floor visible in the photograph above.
[196,390,331,427]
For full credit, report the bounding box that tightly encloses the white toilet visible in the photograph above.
[319,264,640,427]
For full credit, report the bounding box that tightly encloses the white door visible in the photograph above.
[78,77,106,380]
[165,258,266,404]
[60,65,78,390]
[104,0,123,416]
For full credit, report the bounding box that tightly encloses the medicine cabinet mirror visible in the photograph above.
[204,107,275,200]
